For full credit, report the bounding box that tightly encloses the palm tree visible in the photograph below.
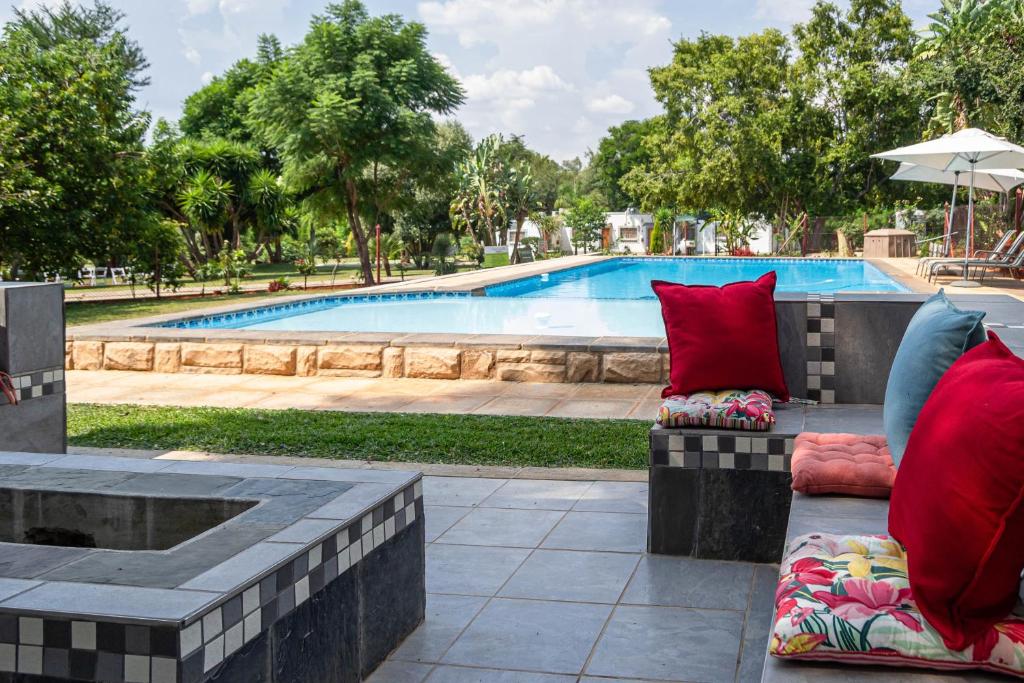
[506,163,536,264]
[449,136,506,247]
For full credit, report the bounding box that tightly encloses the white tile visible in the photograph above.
[295,576,310,606]
[308,544,322,568]
[362,531,373,553]
[807,303,821,317]
[243,611,261,644]
[405,503,417,523]
[71,621,95,650]
[734,437,751,453]
[204,636,224,673]
[0,644,14,672]
[338,546,352,572]
[373,525,385,548]
[393,493,405,511]
[17,645,41,675]
[202,608,222,643]
[785,440,795,455]
[821,390,835,404]
[242,586,260,616]
[701,436,716,451]
[180,622,202,657]
[18,617,42,645]
[414,480,423,498]
[223,623,243,656]
[43,371,54,383]
[361,515,372,535]
[719,453,735,469]
[668,452,684,467]
[385,517,395,540]
[769,455,785,472]
[821,362,835,376]
[125,654,150,683]
[806,361,821,375]
[751,438,767,454]
[30,386,41,399]
[55,369,64,381]
[808,376,821,390]
[807,333,821,347]
[151,657,177,683]
[821,318,835,332]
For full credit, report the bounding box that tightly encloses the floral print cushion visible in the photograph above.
[772,533,1024,678]
[657,389,775,431]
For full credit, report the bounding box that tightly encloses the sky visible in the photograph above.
[2,0,937,161]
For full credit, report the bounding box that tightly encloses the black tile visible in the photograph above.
[821,303,835,317]
[806,346,821,361]
[261,599,278,630]
[260,575,276,606]
[309,564,326,595]
[0,615,17,643]
[647,467,699,555]
[95,650,123,681]
[322,534,337,558]
[276,563,294,592]
[372,506,384,527]
[43,620,70,649]
[821,347,835,362]
[717,435,735,453]
[806,318,821,333]
[403,486,415,506]
[348,525,361,545]
[277,586,295,618]
[222,595,243,629]
[293,553,308,579]
[323,555,338,583]
[650,449,668,466]
[383,498,395,517]
[150,627,177,658]
[180,650,205,683]
[42,382,54,396]
[733,452,751,470]
[821,375,835,390]
[69,649,96,680]
[95,622,124,653]
[124,625,150,655]
[684,435,701,451]
[807,389,821,402]
[395,508,407,530]
[43,647,69,678]
[768,439,785,456]
[415,497,424,516]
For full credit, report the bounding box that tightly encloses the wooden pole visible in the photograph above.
[375,224,381,284]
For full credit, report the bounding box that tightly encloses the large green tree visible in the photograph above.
[0,1,153,278]
[249,0,463,284]
[590,120,655,210]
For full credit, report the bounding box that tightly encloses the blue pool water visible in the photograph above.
[164,258,906,337]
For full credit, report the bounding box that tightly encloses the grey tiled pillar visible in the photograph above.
[0,283,66,452]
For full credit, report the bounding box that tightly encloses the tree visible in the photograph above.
[450,135,507,247]
[590,120,655,210]
[506,163,537,264]
[249,1,463,285]
[564,197,607,254]
[0,1,153,278]
[650,207,672,255]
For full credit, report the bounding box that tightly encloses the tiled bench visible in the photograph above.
[647,404,885,563]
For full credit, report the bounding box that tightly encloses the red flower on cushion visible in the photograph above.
[813,578,921,631]
[789,557,836,586]
[972,627,1000,662]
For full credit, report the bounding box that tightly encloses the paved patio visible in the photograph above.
[67,371,662,420]
[370,474,774,683]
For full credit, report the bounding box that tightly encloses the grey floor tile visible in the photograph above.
[480,480,593,511]
[391,594,488,663]
[541,511,646,553]
[586,605,743,682]
[427,666,576,682]
[436,508,565,548]
[573,481,648,513]
[367,660,434,682]
[802,405,884,435]
[427,545,531,596]
[621,556,754,611]
[737,565,779,683]
[443,598,612,675]
[499,550,640,604]
[426,506,472,543]
[423,477,508,507]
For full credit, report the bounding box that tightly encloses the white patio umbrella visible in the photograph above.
[889,163,1024,258]
[873,128,1024,287]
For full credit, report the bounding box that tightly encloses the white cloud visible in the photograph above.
[17,0,64,10]
[184,0,216,16]
[587,94,635,115]
[178,0,290,74]
[418,0,673,161]
[754,0,816,25]
[201,71,214,84]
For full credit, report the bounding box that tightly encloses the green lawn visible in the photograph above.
[68,404,649,469]
[65,290,306,326]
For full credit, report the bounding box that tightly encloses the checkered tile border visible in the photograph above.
[178,480,422,683]
[7,367,64,402]
[806,295,835,404]
[0,480,422,683]
[650,431,795,472]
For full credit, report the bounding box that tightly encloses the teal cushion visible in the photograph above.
[883,290,986,466]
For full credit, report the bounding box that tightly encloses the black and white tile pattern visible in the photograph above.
[7,367,64,403]
[650,431,795,472]
[806,295,835,404]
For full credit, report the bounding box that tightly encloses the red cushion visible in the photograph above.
[652,272,789,401]
[791,433,895,498]
[888,332,1024,651]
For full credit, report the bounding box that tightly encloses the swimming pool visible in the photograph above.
[485,257,906,298]
[163,258,906,337]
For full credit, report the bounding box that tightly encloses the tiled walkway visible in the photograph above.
[369,475,774,683]
[67,371,661,420]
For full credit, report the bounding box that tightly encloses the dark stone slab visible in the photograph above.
[0,544,95,579]
[834,301,918,404]
[0,283,64,373]
[647,467,699,556]
[695,469,791,563]
[0,467,136,492]
[108,472,243,497]
[802,405,884,436]
[0,395,66,455]
[776,301,808,399]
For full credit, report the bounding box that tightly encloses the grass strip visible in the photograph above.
[68,404,649,469]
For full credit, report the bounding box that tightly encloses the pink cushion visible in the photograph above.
[791,433,896,498]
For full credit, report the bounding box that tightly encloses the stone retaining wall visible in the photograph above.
[65,339,670,385]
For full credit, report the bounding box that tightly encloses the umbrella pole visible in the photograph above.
[945,171,960,258]
[951,162,982,288]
